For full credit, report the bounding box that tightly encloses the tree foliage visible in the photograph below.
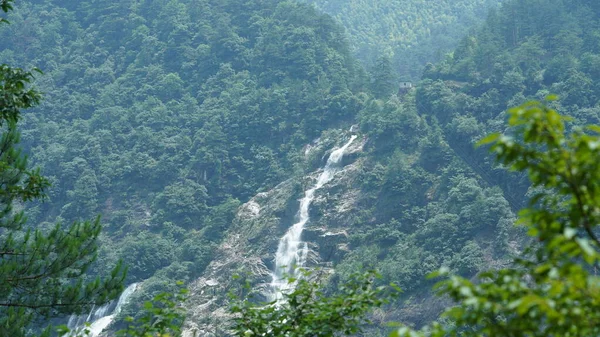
[395,99,600,336]
[418,0,600,210]
[301,0,501,80]
[0,3,125,336]
[115,286,187,337]
[6,0,588,333]
[58,284,188,337]
[0,0,365,298]
[231,271,397,337]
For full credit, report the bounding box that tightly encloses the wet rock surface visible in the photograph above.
[182,133,365,336]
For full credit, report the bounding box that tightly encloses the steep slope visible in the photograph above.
[0,0,561,333]
[325,95,517,329]
[235,0,600,329]
[183,131,365,336]
[347,0,600,326]
[417,0,600,210]
[178,97,518,333]
[300,0,502,80]
[0,0,364,302]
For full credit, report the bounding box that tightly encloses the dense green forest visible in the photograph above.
[302,0,502,80]
[340,0,600,324]
[0,0,367,297]
[4,0,600,335]
[305,0,600,329]
[417,0,600,211]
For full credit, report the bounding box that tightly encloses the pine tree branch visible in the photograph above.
[0,301,97,310]
[0,250,27,256]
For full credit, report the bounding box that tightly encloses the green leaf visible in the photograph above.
[476,133,500,146]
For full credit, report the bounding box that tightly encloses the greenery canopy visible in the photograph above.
[392,99,600,336]
[226,99,600,337]
[5,0,600,335]
[0,2,125,336]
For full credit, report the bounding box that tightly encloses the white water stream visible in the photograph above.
[269,135,357,300]
[67,283,139,337]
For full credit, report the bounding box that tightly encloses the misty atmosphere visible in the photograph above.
[2,0,600,336]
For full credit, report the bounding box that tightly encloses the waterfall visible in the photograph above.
[67,283,139,337]
[269,135,357,300]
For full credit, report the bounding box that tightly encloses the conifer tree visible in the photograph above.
[370,55,397,99]
[0,2,125,336]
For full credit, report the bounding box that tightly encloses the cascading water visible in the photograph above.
[269,135,357,300]
[67,283,139,337]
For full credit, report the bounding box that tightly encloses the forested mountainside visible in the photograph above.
[323,0,600,328]
[417,0,600,213]
[0,0,364,299]
[301,0,502,80]
[3,0,600,335]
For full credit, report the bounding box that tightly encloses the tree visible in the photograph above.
[57,284,188,337]
[370,55,396,99]
[0,0,13,24]
[114,284,187,337]
[394,97,600,336]
[231,270,397,337]
[0,4,125,336]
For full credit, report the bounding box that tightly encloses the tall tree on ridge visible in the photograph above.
[370,55,397,99]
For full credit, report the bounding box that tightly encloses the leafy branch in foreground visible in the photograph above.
[394,97,600,337]
[115,283,188,337]
[57,283,188,337]
[0,0,13,24]
[231,270,399,337]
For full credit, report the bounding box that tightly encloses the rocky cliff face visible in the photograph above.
[182,133,366,336]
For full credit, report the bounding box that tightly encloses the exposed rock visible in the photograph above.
[303,137,321,158]
[241,200,260,218]
[182,177,297,336]
[303,227,349,263]
[182,132,365,336]
[205,279,219,287]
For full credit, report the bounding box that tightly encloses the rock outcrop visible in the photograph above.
[182,133,365,336]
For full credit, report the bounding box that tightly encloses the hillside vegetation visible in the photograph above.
[0,0,365,298]
[307,0,600,328]
[417,0,600,210]
[302,0,502,80]
[3,0,600,334]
